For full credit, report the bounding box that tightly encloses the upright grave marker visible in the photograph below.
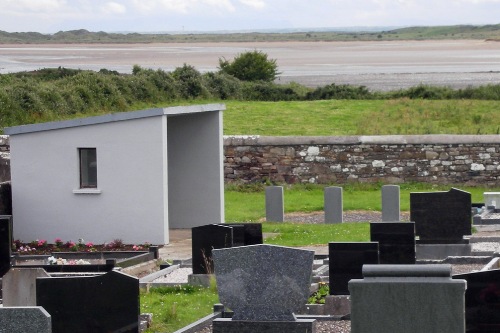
[0,306,52,333]
[266,186,284,222]
[328,242,379,295]
[192,224,233,275]
[36,270,139,333]
[370,222,416,264]
[381,185,400,222]
[324,186,343,224]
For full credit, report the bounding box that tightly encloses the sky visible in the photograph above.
[1,0,500,34]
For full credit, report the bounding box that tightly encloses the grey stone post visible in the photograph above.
[382,185,400,221]
[324,186,343,223]
[266,186,284,222]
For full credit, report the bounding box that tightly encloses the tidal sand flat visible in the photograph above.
[1,40,499,90]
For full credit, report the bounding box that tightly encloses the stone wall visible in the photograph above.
[3,134,500,186]
[224,135,500,186]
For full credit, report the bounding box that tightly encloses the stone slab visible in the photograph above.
[213,244,314,321]
[2,268,50,306]
[416,244,472,260]
[324,295,351,316]
[0,306,51,333]
[324,187,343,224]
[212,318,316,333]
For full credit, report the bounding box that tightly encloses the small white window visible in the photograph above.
[79,148,97,188]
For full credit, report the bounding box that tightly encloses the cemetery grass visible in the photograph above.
[141,285,219,333]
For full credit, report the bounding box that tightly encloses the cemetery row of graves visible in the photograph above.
[1,185,500,332]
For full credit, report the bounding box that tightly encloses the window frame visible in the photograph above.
[78,147,98,189]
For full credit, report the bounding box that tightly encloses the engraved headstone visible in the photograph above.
[36,270,139,333]
[370,222,416,264]
[453,268,500,332]
[328,242,379,295]
[213,244,314,322]
[0,306,51,333]
[410,188,471,244]
[192,224,233,274]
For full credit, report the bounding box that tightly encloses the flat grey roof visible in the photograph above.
[4,103,225,135]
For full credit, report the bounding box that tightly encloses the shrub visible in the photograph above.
[203,72,242,100]
[306,83,373,100]
[218,50,280,82]
[172,64,208,99]
[241,81,300,101]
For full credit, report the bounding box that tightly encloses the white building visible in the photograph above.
[4,104,225,245]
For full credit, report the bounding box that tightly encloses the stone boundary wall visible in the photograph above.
[224,135,500,186]
[2,134,500,186]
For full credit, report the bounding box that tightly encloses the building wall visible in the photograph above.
[9,117,168,244]
[224,135,500,186]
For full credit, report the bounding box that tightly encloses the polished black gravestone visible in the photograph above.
[0,215,12,276]
[192,224,233,274]
[225,223,263,246]
[410,188,471,244]
[370,222,416,264]
[453,269,500,333]
[328,242,379,295]
[36,270,139,333]
[0,182,12,215]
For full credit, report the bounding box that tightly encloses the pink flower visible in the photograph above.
[85,242,93,248]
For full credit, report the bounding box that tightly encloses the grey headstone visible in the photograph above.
[349,265,466,333]
[324,187,343,224]
[266,186,284,222]
[0,306,52,333]
[213,244,314,321]
[381,185,400,222]
[2,268,50,306]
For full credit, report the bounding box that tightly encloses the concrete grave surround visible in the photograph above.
[2,268,50,306]
[349,264,467,333]
[212,244,314,321]
[4,104,225,244]
[0,306,52,333]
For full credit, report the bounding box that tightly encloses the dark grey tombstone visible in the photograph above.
[36,270,139,333]
[370,222,416,264]
[225,223,263,246]
[0,215,12,276]
[0,306,52,333]
[453,269,500,332]
[328,242,379,295]
[410,188,472,244]
[192,224,233,274]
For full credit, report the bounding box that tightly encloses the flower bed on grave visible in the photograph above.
[12,238,152,255]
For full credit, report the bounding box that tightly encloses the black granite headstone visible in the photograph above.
[328,242,379,295]
[192,224,233,274]
[410,188,471,244]
[0,215,12,276]
[453,269,500,332]
[0,182,12,215]
[36,270,139,333]
[225,223,263,246]
[370,222,416,264]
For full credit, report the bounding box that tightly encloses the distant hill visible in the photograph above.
[1,24,500,43]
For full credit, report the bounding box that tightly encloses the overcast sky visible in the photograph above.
[1,0,500,34]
